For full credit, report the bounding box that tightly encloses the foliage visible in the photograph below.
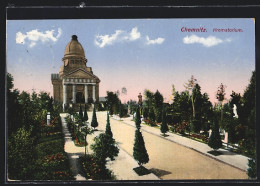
[127,100,138,115]
[133,129,149,166]
[80,155,116,180]
[105,112,113,138]
[153,90,164,123]
[8,116,74,180]
[90,133,119,169]
[148,108,155,123]
[190,133,209,143]
[105,91,121,115]
[143,107,149,120]
[160,109,169,136]
[34,126,74,180]
[8,127,36,180]
[119,103,128,118]
[171,121,189,135]
[79,104,83,120]
[83,104,88,122]
[247,158,257,179]
[135,106,141,130]
[191,118,201,133]
[91,105,98,129]
[184,75,197,118]
[208,119,222,151]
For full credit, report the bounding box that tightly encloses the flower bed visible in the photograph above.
[79,155,116,180]
[190,133,209,143]
[32,116,75,180]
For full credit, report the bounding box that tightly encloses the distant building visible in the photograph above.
[51,35,100,110]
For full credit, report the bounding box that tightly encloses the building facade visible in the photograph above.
[51,35,100,110]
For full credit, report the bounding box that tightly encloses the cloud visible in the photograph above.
[95,27,141,48]
[16,28,62,48]
[129,27,141,41]
[145,36,165,45]
[183,34,231,47]
[95,30,124,48]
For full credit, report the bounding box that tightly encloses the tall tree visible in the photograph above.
[105,111,113,138]
[148,108,155,123]
[208,118,222,151]
[7,73,22,135]
[79,104,83,120]
[127,100,138,115]
[184,75,197,118]
[133,129,149,166]
[216,83,226,122]
[135,106,141,130]
[91,105,98,130]
[153,90,164,123]
[105,91,120,115]
[83,104,88,122]
[160,109,169,137]
[241,71,256,178]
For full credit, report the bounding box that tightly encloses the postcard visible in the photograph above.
[6,10,256,182]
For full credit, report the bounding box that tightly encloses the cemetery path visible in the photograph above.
[94,111,248,180]
[60,113,160,181]
[60,114,87,181]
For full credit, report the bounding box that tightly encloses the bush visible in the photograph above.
[191,119,202,133]
[8,127,36,180]
[80,155,116,180]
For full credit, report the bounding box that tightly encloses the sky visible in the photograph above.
[6,19,255,104]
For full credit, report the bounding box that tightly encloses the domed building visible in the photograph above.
[51,35,100,110]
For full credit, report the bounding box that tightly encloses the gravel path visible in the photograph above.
[61,111,248,180]
[60,113,159,181]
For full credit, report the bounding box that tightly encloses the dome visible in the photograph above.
[64,35,85,58]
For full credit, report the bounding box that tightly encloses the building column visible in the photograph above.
[84,84,88,103]
[92,84,96,102]
[72,84,76,104]
[63,83,67,110]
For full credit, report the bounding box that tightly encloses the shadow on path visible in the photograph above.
[149,168,172,178]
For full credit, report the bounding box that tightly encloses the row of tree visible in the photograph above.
[7,73,64,179]
[135,71,256,179]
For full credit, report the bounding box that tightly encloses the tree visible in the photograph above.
[91,133,119,169]
[127,100,138,115]
[119,103,124,119]
[79,104,83,120]
[91,105,98,130]
[143,107,149,120]
[81,123,92,158]
[105,91,120,115]
[8,127,36,179]
[247,147,256,179]
[216,83,226,122]
[184,75,197,118]
[83,104,88,122]
[148,108,155,123]
[171,84,176,101]
[144,89,154,109]
[135,106,141,130]
[160,109,169,136]
[133,129,149,166]
[153,90,164,123]
[105,112,113,138]
[208,118,222,151]
[7,73,22,135]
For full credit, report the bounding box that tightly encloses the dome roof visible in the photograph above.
[64,35,85,58]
